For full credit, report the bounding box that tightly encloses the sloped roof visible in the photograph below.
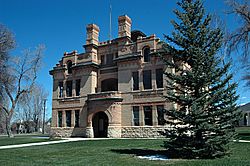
[239,102,250,112]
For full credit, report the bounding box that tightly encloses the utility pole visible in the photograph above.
[42,99,47,134]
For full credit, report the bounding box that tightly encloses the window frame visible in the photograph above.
[75,79,81,96]
[132,71,139,91]
[66,80,73,97]
[156,68,164,89]
[132,106,140,126]
[75,110,80,127]
[67,60,73,74]
[58,81,64,98]
[143,106,152,126]
[143,70,152,90]
[66,110,71,127]
[143,47,150,62]
[58,111,62,127]
[157,105,165,125]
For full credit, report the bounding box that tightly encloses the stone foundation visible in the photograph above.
[85,127,94,138]
[121,126,167,138]
[108,126,121,138]
[50,126,168,138]
[50,127,86,138]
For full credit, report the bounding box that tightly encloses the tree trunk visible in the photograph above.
[6,116,13,137]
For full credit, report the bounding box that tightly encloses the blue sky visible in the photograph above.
[0,0,249,117]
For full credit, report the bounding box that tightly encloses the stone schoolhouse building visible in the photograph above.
[50,15,174,138]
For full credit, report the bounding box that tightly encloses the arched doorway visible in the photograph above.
[92,112,109,138]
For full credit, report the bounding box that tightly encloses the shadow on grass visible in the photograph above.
[111,148,167,157]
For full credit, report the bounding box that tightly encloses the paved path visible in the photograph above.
[0,138,249,150]
[0,138,112,150]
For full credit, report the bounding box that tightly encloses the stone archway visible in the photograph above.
[92,112,109,138]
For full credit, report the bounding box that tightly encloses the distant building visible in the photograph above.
[239,103,250,126]
[49,15,175,138]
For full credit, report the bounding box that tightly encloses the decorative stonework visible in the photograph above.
[108,126,121,138]
[50,127,85,138]
[85,127,94,138]
[121,127,166,138]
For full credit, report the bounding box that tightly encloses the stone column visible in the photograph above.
[63,80,66,98]
[72,80,76,97]
[139,106,144,126]
[152,69,156,90]
[152,105,158,126]
[62,111,66,127]
[71,110,75,127]
[107,103,122,138]
[139,69,143,91]
[85,121,94,138]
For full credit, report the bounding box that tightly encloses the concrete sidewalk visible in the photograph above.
[0,138,249,150]
[0,138,112,150]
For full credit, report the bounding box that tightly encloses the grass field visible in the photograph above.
[0,139,250,166]
[236,127,250,140]
[0,134,50,146]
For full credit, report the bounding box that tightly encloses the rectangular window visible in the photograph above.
[66,110,71,127]
[132,106,140,126]
[75,110,80,127]
[132,71,139,91]
[58,82,63,98]
[156,69,163,88]
[144,106,152,126]
[157,105,165,125]
[101,55,105,65]
[106,54,113,65]
[58,111,62,127]
[66,81,72,97]
[76,79,81,96]
[143,70,152,89]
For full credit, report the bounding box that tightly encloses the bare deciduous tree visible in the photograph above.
[0,24,15,134]
[226,0,250,85]
[0,45,44,137]
[17,84,48,133]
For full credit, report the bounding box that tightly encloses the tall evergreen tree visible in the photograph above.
[160,0,240,159]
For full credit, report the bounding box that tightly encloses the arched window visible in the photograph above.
[143,47,150,62]
[67,61,72,74]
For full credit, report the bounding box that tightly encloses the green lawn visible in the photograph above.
[0,134,50,146]
[0,139,250,166]
[236,127,250,140]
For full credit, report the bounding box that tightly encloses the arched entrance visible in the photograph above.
[92,112,109,138]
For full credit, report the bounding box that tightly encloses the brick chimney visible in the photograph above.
[118,15,132,38]
[86,24,100,45]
